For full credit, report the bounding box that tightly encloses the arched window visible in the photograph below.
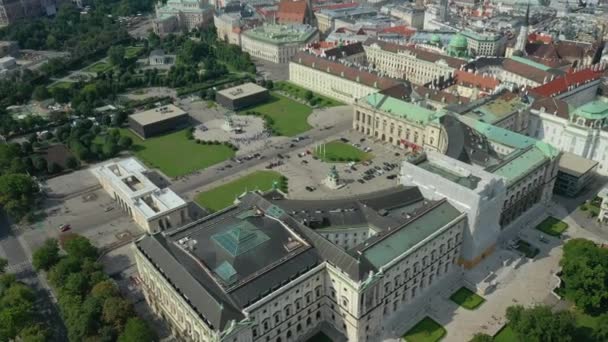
[274,313,281,324]
[287,330,292,339]
[341,296,349,307]
[297,324,302,332]
[284,305,291,317]
[263,319,270,331]
[306,317,312,326]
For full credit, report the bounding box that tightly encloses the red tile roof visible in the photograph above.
[527,33,552,44]
[363,39,467,69]
[454,70,500,91]
[529,66,606,98]
[277,0,310,24]
[501,58,555,84]
[291,52,401,90]
[530,97,570,120]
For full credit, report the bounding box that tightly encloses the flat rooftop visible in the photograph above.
[216,82,267,100]
[92,158,186,219]
[129,104,187,126]
[462,94,527,125]
[418,160,481,190]
[558,152,598,177]
[242,24,317,45]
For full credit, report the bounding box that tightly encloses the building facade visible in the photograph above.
[92,158,189,233]
[241,24,319,64]
[363,39,467,85]
[353,93,448,152]
[461,30,507,57]
[153,0,214,36]
[134,188,466,342]
[289,52,400,104]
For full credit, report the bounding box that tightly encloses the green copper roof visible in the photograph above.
[243,24,317,45]
[509,56,553,71]
[430,34,441,44]
[464,97,527,125]
[572,100,608,120]
[365,93,445,125]
[492,147,548,185]
[363,201,462,268]
[449,34,468,49]
[211,221,270,257]
[214,261,237,284]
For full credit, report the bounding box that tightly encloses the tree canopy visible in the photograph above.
[560,239,608,314]
[506,305,576,342]
[32,238,60,271]
[0,173,39,221]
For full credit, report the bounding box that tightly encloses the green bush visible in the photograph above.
[580,204,588,211]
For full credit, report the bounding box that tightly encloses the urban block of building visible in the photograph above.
[289,51,400,104]
[241,24,319,64]
[153,0,214,36]
[128,104,189,139]
[93,158,188,233]
[363,39,467,85]
[134,187,466,342]
[554,152,598,197]
[216,82,269,110]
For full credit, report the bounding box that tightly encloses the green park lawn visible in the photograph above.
[120,128,235,178]
[195,171,283,212]
[493,325,518,342]
[239,93,312,136]
[402,317,446,342]
[276,81,344,107]
[83,61,113,74]
[450,287,485,310]
[314,140,372,162]
[535,216,568,237]
[125,46,144,59]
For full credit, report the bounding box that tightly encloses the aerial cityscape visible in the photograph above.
[0,0,607,341]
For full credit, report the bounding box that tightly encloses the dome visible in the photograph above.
[430,34,441,44]
[449,34,468,49]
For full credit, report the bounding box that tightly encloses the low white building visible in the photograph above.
[92,158,189,233]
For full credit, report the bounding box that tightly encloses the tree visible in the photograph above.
[18,324,50,342]
[0,257,7,273]
[304,90,313,101]
[32,156,47,173]
[32,238,60,271]
[560,239,608,313]
[65,156,79,170]
[118,136,133,149]
[108,46,126,67]
[469,333,493,342]
[63,272,89,296]
[118,318,156,342]
[592,314,608,341]
[102,140,118,158]
[103,297,134,330]
[506,305,576,342]
[32,86,50,101]
[63,235,98,260]
[0,173,38,220]
[91,280,119,300]
[51,87,71,104]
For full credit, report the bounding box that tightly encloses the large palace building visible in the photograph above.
[134,187,466,342]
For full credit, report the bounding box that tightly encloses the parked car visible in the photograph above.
[59,224,71,232]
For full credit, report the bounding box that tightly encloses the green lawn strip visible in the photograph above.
[83,61,113,73]
[47,81,74,91]
[313,140,372,163]
[238,93,312,136]
[515,240,539,258]
[276,81,344,107]
[402,317,446,342]
[120,128,234,178]
[493,325,518,342]
[195,171,283,212]
[125,46,144,59]
[573,308,602,331]
[449,287,485,310]
[535,216,568,237]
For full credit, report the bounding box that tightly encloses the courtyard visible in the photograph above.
[121,128,235,178]
[402,317,446,342]
[239,93,312,136]
[195,170,284,212]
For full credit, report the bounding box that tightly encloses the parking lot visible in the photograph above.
[192,129,409,201]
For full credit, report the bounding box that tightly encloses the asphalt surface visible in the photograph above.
[170,119,352,195]
[0,211,67,341]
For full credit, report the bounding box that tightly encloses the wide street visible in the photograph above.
[0,211,67,341]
